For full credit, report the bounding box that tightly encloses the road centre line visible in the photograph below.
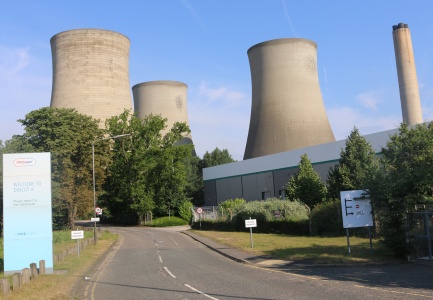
[185,284,219,300]
[159,255,163,263]
[164,267,176,278]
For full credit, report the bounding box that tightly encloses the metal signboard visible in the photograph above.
[245,219,257,228]
[340,190,373,228]
[71,230,84,239]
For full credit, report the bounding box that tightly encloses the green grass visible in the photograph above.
[146,216,189,227]
[191,230,399,264]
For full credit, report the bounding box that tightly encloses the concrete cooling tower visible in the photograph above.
[392,23,423,125]
[132,80,193,146]
[50,29,133,126]
[243,38,335,160]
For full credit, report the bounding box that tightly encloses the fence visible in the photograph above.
[406,211,433,261]
[1,233,97,296]
[192,206,220,222]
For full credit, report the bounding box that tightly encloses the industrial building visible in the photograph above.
[243,38,335,160]
[50,29,133,126]
[132,80,194,146]
[203,23,423,206]
[203,128,398,206]
[392,23,423,125]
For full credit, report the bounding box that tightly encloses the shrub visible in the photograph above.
[310,198,345,236]
[147,216,189,227]
[219,198,246,220]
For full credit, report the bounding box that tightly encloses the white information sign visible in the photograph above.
[91,217,100,222]
[71,230,84,239]
[245,219,257,228]
[340,190,374,228]
[3,153,53,274]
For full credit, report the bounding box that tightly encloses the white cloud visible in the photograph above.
[179,0,208,33]
[0,45,51,142]
[189,82,250,160]
[197,81,246,108]
[355,90,382,111]
[0,46,30,77]
[327,106,401,141]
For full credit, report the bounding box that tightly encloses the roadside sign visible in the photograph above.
[71,230,84,240]
[95,207,102,215]
[196,207,203,214]
[245,219,257,228]
[91,217,100,222]
[340,190,373,228]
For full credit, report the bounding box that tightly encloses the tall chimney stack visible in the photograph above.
[392,23,423,125]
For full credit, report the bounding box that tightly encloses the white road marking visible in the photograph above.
[164,267,176,278]
[185,284,219,300]
[159,255,163,263]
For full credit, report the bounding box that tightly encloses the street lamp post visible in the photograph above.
[92,134,130,244]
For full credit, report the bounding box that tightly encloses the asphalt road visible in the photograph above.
[74,226,433,300]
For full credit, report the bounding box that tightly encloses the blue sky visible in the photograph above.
[1,1,433,161]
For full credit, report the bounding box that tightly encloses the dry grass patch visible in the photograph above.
[1,230,118,300]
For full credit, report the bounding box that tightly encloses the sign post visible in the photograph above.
[196,207,203,229]
[71,230,84,258]
[245,218,257,248]
[340,190,374,255]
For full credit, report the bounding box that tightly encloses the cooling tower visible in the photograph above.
[392,23,423,125]
[50,29,133,126]
[132,80,193,146]
[243,38,335,160]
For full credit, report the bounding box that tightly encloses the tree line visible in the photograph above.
[0,107,235,230]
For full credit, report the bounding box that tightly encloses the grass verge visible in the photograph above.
[1,229,118,300]
[191,230,401,264]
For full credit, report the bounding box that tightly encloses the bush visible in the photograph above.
[310,198,345,236]
[147,216,189,227]
[219,198,246,220]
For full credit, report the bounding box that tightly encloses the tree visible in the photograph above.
[18,107,106,229]
[371,123,433,257]
[185,155,204,206]
[185,148,236,206]
[285,154,327,208]
[202,148,235,168]
[327,127,379,199]
[103,110,193,223]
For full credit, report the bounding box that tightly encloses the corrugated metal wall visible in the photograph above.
[204,180,217,206]
[203,161,339,205]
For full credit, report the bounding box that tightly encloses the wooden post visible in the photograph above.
[30,262,38,280]
[39,260,46,275]
[13,273,21,290]
[22,268,31,284]
[1,278,10,296]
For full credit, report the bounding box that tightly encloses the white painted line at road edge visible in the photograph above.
[164,267,176,278]
[158,255,163,263]
[185,284,219,300]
